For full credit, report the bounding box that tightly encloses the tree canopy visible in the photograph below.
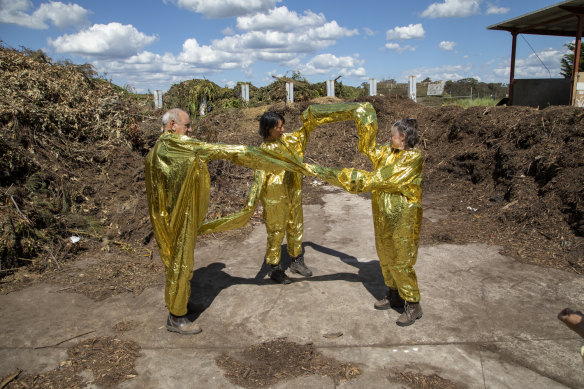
[560,43,584,78]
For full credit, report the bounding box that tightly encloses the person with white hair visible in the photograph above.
[145,108,311,334]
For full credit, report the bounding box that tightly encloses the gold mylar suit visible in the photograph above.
[200,113,314,265]
[305,103,423,302]
[145,132,309,316]
[199,103,385,266]
[198,102,422,301]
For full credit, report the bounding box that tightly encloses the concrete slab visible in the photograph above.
[1,186,583,388]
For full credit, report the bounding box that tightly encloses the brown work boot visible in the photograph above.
[289,254,312,277]
[166,313,202,335]
[269,265,291,284]
[374,288,405,310]
[396,301,423,326]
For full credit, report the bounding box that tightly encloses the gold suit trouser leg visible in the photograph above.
[263,198,288,266]
[373,203,421,303]
[285,191,303,259]
[164,233,196,317]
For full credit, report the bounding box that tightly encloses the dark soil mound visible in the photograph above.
[198,96,584,273]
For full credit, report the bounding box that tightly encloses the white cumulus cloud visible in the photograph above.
[386,24,425,40]
[221,26,235,35]
[421,0,480,18]
[486,4,509,15]
[493,47,565,78]
[211,19,357,58]
[439,41,456,51]
[385,42,415,54]
[178,37,249,68]
[236,6,324,32]
[48,22,158,58]
[176,0,280,18]
[0,0,89,29]
[297,53,365,77]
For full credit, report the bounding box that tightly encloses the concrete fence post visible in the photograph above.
[241,84,249,102]
[154,90,163,109]
[369,78,377,96]
[408,75,417,102]
[286,82,294,103]
[326,80,335,97]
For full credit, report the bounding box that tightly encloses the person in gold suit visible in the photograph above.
[256,111,314,284]
[145,108,310,334]
[309,116,423,326]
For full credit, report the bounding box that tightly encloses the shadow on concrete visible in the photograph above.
[188,262,267,320]
[251,241,388,300]
[302,241,387,301]
[187,241,388,320]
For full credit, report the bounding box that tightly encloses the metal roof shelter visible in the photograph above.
[487,0,584,105]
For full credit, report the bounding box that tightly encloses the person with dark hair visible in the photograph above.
[255,111,313,284]
[310,117,424,326]
[145,109,311,334]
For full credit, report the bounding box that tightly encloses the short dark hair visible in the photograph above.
[259,111,285,139]
[392,118,419,149]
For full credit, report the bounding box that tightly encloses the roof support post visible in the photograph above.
[509,31,518,105]
[571,14,583,105]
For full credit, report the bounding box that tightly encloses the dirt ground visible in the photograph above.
[1,47,583,388]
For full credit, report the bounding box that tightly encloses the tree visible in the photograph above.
[189,80,219,116]
[560,42,584,78]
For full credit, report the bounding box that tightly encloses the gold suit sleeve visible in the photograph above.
[307,149,423,201]
[145,133,312,270]
[197,170,266,234]
[301,102,379,160]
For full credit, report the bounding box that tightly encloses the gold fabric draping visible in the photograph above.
[145,132,310,316]
[307,109,423,302]
[197,102,422,303]
[199,102,383,266]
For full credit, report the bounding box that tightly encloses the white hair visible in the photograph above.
[162,108,183,126]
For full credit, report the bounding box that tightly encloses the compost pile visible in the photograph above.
[1,46,583,297]
[0,46,155,278]
[197,97,584,272]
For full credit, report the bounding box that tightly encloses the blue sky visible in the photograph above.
[0,0,574,92]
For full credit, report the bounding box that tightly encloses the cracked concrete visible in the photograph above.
[1,186,583,388]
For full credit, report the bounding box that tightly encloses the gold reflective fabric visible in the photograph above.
[258,127,307,265]
[145,133,309,316]
[199,102,381,266]
[196,102,422,302]
[305,103,423,303]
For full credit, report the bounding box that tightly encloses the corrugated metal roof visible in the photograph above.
[487,0,584,37]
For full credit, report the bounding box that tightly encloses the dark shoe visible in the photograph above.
[269,265,291,284]
[374,288,405,310]
[166,313,202,335]
[289,255,312,277]
[396,301,423,326]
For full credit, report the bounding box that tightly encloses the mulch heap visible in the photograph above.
[197,97,583,273]
[0,336,141,388]
[216,338,361,387]
[0,45,154,280]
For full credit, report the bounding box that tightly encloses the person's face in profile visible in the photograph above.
[390,126,406,149]
[173,112,192,136]
[266,119,284,141]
